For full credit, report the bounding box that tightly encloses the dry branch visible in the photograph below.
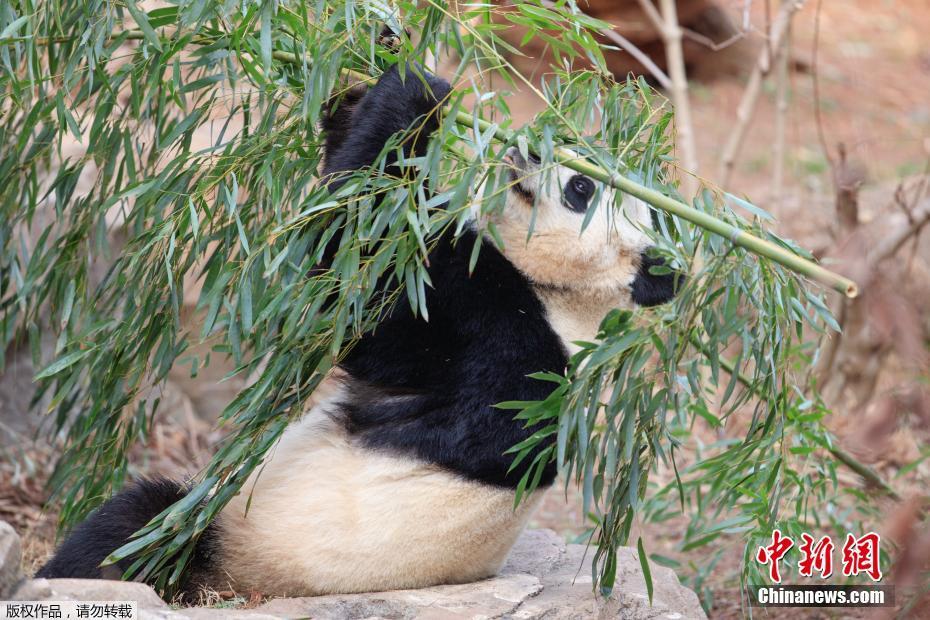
[657,0,700,199]
[717,0,805,185]
[771,2,791,207]
[598,23,673,90]
[867,199,930,264]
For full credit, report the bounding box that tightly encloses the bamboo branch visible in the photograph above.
[717,0,805,186]
[701,339,901,500]
[539,0,672,90]
[828,444,901,501]
[16,24,858,297]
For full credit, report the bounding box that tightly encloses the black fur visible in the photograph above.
[631,251,681,307]
[321,64,451,190]
[40,62,561,585]
[319,64,561,488]
[321,83,368,171]
[37,478,219,592]
[339,228,563,487]
[563,175,595,213]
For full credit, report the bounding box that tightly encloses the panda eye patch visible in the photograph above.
[563,175,595,213]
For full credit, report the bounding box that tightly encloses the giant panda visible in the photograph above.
[37,60,679,598]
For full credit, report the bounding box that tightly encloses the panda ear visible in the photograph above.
[377,24,410,51]
[321,84,369,166]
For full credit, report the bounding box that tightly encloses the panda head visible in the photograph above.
[487,147,680,309]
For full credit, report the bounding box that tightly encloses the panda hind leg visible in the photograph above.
[36,477,221,599]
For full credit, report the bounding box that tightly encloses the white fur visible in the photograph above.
[489,152,655,352]
[216,376,542,597]
[215,159,653,595]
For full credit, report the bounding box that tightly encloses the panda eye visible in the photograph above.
[563,175,595,213]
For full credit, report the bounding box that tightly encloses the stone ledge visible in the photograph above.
[2,521,706,619]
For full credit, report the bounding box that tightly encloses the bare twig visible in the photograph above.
[771,3,791,208]
[811,0,835,171]
[717,0,806,186]
[680,27,745,52]
[600,24,672,90]
[648,0,700,198]
[762,0,773,71]
[741,0,754,31]
[635,0,666,36]
[867,199,930,264]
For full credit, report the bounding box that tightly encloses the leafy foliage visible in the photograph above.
[0,0,872,604]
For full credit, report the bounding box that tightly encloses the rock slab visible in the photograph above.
[0,520,22,597]
[255,529,706,620]
[10,524,706,619]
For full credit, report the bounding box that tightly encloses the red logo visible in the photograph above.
[841,532,882,581]
[756,530,882,583]
[756,529,794,583]
[798,533,835,578]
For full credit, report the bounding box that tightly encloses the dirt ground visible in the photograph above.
[2,0,929,617]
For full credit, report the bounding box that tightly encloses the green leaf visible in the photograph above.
[124,2,163,51]
[35,349,94,380]
[637,537,654,604]
[260,0,273,73]
[0,15,29,40]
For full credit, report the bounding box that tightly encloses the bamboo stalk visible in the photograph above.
[21,25,859,298]
[453,109,857,297]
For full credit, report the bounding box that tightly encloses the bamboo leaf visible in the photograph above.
[124,2,163,51]
[637,537,654,604]
[35,349,94,380]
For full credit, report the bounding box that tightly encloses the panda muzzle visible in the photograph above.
[631,249,684,307]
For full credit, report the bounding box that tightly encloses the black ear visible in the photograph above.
[321,83,369,169]
[377,24,411,51]
[321,23,411,165]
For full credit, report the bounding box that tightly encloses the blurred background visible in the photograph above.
[2,0,928,616]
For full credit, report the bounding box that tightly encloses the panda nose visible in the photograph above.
[631,248,683,307]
